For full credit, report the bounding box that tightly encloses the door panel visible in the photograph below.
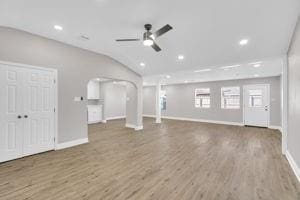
[244,85,270,127]
[23,69,55,156]
[0,65,24,162]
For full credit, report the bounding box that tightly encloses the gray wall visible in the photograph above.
[287,18,300,170]
[126,83,138,126]
[0,26,143,143]
[143,76,281,126]
[101,82,126,119]
[143,86,156,116]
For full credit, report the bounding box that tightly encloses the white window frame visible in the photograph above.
[195,88,211,108]
[221,86,240,109]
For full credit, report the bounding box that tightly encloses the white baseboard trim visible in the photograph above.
[135,126,143,131]
[143,114,156,118]
[286,150,300,183]
[56,138,89,150]
[268,126,282,132]
[125,123,144,131]
[88,120,102,125]
[125,123,136,129]
[106,116,126,120]
[143,115,282,130]
[162,116,244,126]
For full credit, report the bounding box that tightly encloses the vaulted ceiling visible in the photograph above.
[0,0,299,78]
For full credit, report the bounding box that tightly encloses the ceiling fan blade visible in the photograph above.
[152,42,161,52]
[151,24,173,38]
[115,39,140,42]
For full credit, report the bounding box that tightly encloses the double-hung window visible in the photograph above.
[195,88,210,108]
[221,87,240,109]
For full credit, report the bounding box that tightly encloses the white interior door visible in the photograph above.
[0,63,56,162]
[23,69,55,156]
[0,65,24,162]
[243,84,270,127]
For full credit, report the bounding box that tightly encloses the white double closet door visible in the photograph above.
[0,63,56,162]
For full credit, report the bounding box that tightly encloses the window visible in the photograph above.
[249,89,263,107]
[195,88,210,108]
[221,87,240,109]
[160,90,166,110]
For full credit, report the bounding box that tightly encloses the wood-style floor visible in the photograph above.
[0,118,299,200]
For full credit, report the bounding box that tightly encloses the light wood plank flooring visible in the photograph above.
[0,117,299,200]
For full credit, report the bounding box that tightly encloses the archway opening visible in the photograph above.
[86,77,138,137]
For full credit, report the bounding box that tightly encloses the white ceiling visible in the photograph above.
[143,57,283,86]
[0,0,299,80]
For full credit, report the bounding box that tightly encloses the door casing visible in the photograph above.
[0,60,58,157]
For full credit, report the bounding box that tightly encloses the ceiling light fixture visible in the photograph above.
[140,62,146,67]
[239,39,248,46]
[184,80,189,83]
[253,64,261,68]
[178,55,184,60]
[166,75,171,79]
[194,68,212,73]
[143,39,154,46]
[54,25,63,31]
[254,74,260,77]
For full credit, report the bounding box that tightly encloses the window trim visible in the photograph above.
[195,88,211,109]
[221,86,240,110]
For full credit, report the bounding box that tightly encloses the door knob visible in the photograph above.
[24,115,28,118]
[17,115,22,119]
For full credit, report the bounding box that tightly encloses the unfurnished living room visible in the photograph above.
[0,0,300,200]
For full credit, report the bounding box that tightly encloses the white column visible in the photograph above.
[155,81,162,123]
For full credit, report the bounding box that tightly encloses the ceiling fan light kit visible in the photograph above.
[116,23,173,52]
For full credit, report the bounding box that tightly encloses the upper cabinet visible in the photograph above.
[87,80,100,99]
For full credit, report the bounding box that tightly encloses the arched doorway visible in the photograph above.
[86,77,141,134]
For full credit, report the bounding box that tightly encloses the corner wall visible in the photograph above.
[287,17,300,181]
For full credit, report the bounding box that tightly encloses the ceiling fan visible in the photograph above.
[115,24,173,52]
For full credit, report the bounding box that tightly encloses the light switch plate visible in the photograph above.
[74,97,82,102]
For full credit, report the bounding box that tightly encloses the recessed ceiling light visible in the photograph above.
[178,55,184,60]
[253,64,261,68]
[194,68,212,73]
[140,62,145,67]
[220,65,240,70]
[166,75,171,79]
[54,25,63,31]
[254,74,260,77]
[96,78,100,81]
[184,80,189,83]
[239,39,248,46]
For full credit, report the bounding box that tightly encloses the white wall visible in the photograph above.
[287,17,300,181]
[143,76,281,126]
[101,82,126,119]
[0,26,143,143]
[143,86,156,116]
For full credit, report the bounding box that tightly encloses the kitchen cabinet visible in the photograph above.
[87,80,100,99]
[87,105,102,124]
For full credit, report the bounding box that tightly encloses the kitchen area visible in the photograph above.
[87,78,127,125]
